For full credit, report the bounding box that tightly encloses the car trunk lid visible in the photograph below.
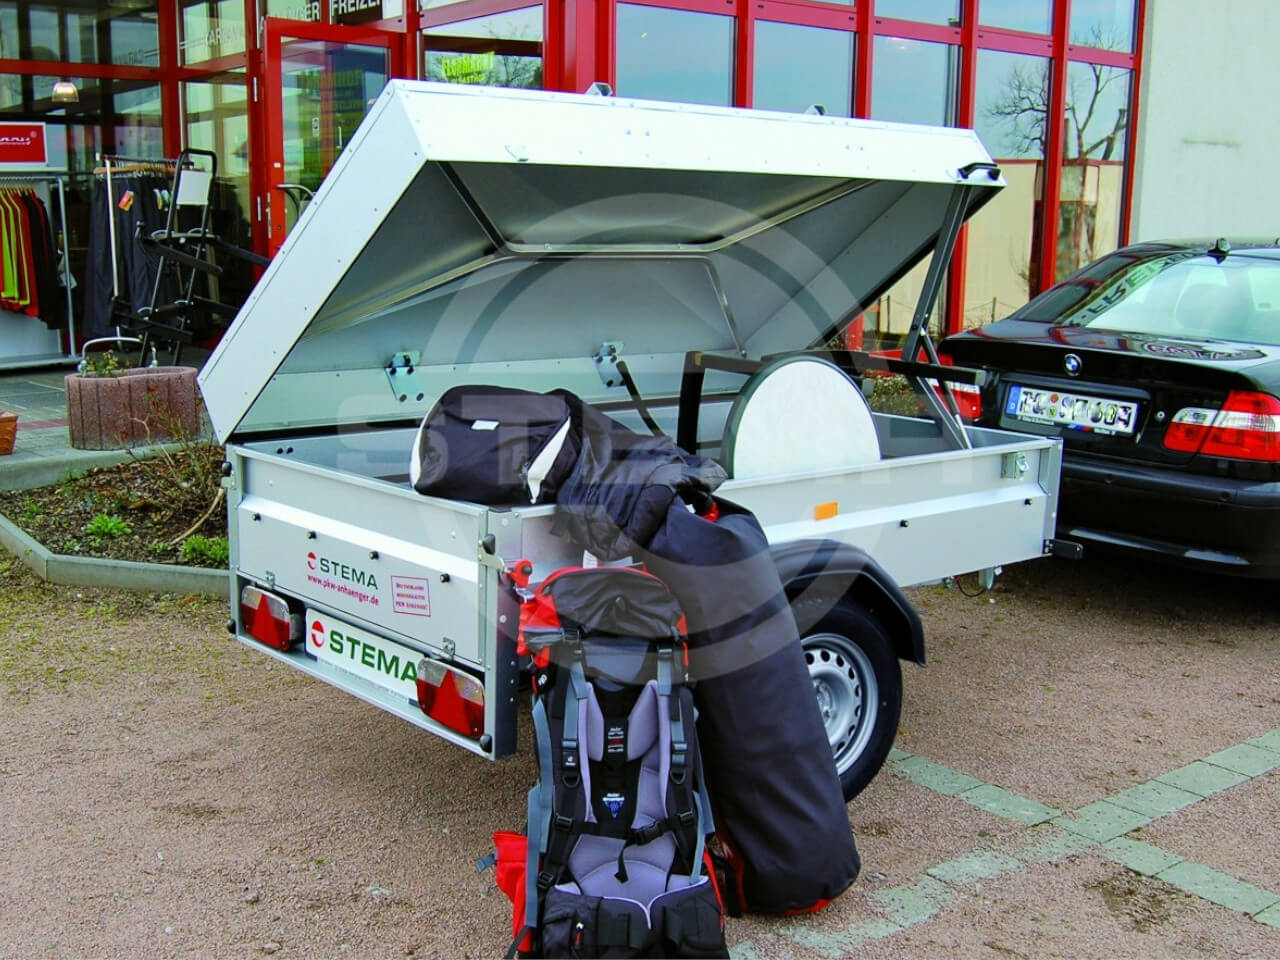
[947,322,1279,466]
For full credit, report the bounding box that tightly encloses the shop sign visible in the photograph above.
[332,0,385,26]
[0,122,48,169]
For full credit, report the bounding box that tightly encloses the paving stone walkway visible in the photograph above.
[736,727,1280,956]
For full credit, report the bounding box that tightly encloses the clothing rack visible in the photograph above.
[89,150,221,365]
[95,152,181,303]
[0,170,77,370]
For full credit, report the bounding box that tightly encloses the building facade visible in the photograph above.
[0,0,1153,348]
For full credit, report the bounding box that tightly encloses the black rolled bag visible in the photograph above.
[636,499,860,915]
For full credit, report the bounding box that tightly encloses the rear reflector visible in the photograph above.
[239,584,302,650]
[417,659,485,739]
[1163,390,1280,461]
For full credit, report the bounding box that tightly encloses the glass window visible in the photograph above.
[111,81,164,157]
[871,36,957,126]
[1017,250,1280,347]
[423,5,543,89]
[874,0,960,26]
[265,0,321,21]
[110,10,159,67]
[1070,0,1135,51]
[184,71,254,312]
[1056,61,1130,281]
[865,37,959,346]
[979,0,1051,35]
[180,0,246,65]
[26,5,60,59]
[0,75,163,167]
[615,4,734,107]
[753,20,852,116]
[0,5,17,60]
[3,1,158,65]
[964,49,1051,325]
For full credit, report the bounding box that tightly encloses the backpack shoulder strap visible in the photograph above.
[657,644,703,876]
[510,691,557,958]
[536,651,593,900]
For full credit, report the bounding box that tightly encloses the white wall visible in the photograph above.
[1131,0,1280,241]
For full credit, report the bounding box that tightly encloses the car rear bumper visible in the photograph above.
[1060,459,1280,578]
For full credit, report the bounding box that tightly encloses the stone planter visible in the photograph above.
[66,366,202,451]
[0,411,16,455]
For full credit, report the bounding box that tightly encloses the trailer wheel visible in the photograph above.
[795,597,902,802]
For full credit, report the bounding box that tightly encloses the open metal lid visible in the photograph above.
[200,80,1003,441]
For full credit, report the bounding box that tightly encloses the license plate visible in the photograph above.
[305,609,420,701]
[1005,384,1138,436]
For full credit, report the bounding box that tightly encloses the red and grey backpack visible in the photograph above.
[491,565,728,958]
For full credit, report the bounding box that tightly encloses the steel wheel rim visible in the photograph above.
[804,632,878,775]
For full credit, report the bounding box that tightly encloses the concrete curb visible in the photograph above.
[0,511,229,597]
[0,445,137,492]
[0,437,202,493]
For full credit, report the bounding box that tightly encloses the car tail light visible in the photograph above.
[929,354,982,420]
[239,584,302,650]
[1163,390,1280,461]
[417,659,485,739]
[934,381,982,420]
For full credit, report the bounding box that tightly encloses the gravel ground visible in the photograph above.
[0,551,1277,959]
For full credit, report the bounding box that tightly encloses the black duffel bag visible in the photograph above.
[409,385,579,504]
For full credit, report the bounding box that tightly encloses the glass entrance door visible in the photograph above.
[261,18,401,256]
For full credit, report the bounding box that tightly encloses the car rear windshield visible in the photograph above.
[1012,250,1280,346]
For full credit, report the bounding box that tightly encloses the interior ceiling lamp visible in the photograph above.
[51,80,79,103]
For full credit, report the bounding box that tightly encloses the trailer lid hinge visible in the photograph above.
[593,342,624,388]
[385,351,426,405]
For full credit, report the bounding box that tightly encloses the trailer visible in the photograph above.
[199,81,1065,800]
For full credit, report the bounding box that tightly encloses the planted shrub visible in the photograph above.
[179,534,229,568]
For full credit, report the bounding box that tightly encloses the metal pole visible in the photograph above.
[56,176,75,359]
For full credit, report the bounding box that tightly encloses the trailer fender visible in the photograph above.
[771,539,926,666]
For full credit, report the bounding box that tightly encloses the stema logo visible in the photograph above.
[310,619,326,648]
[305,552,379,589]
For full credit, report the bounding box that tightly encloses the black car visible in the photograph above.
[942,238,1280,578]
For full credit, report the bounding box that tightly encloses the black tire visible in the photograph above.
[792,596,902,802]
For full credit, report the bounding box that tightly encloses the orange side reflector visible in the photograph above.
[813,501,838,521]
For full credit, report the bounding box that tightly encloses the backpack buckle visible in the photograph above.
[536,870,557,892]
[678,810,696,827]
[671,744,687,771]
[554,815,574,833]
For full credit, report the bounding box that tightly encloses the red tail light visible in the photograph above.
[934,381,983,420]
[239,584,302,650]
[417,659,485,739]
[1163,390,1280,461]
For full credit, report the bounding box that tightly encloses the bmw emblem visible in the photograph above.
[1063,353,1083,376]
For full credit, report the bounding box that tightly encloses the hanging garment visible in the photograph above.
[19,191,63,329]
[82,170,175,337]
[0,188,35,315]
[0,186,66,330]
